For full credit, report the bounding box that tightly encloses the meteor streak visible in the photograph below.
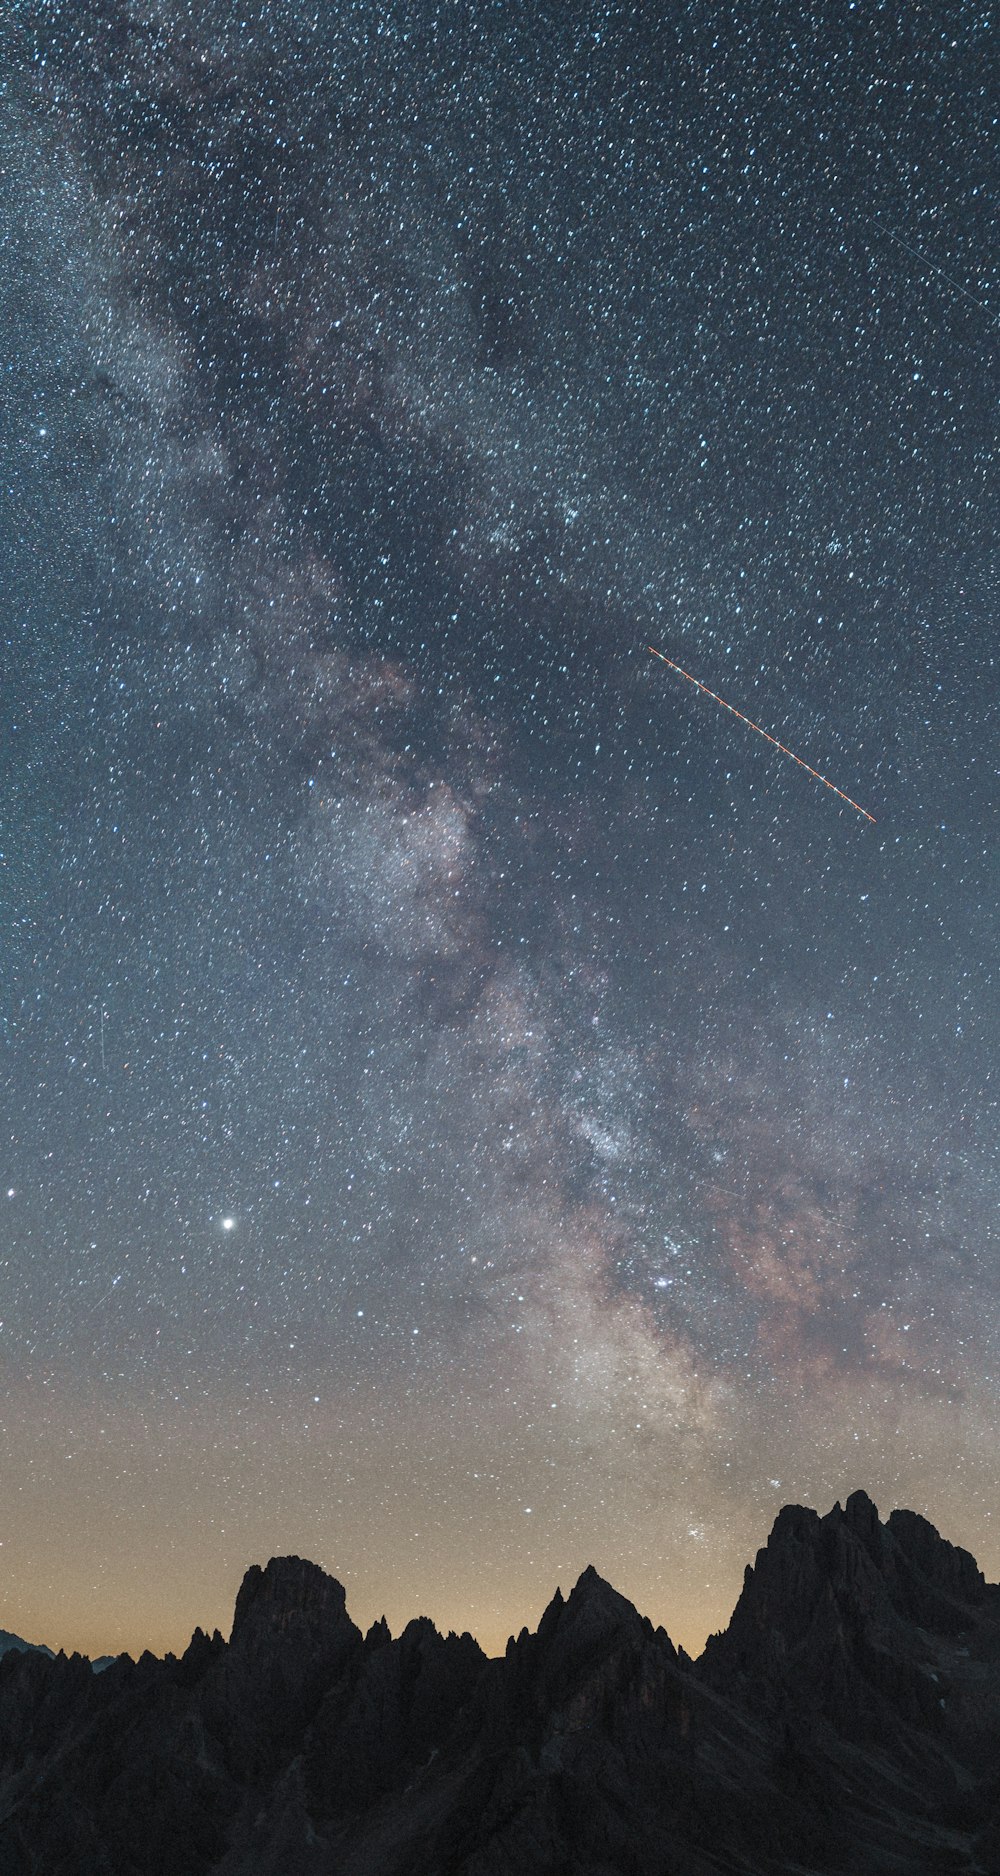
[648,645,876,823]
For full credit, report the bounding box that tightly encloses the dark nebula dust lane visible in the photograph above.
[0,1,996,1658]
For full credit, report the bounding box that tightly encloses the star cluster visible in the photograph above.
[0,0,996,1657]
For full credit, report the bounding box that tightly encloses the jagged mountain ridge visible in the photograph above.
[4,1493,1000,1873]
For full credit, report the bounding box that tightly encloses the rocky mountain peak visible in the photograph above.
[364,1615,392,1651]
[841,1487,881,1536]
[503,1564,677,1719]
[563,1564,654,1635]
[230,1555,355,1652]
[887,1506,986,1605]
[701,1490,995,1746]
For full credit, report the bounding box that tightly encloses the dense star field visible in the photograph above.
[0,0,995,1660]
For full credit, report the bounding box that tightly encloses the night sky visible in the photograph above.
[1,0,996,1660]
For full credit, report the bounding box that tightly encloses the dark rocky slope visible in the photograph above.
[3,1494,1000,1873]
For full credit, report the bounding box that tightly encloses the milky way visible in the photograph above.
[0,1,996,1657]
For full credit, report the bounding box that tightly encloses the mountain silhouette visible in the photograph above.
[3,1496,1000,1872]
[0,1629,53,1664]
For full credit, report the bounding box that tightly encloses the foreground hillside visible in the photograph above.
[4,1493,1000,1873]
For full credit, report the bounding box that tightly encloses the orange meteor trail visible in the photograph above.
[647,645,876,823]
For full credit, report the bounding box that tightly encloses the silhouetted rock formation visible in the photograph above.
[3,1496,1000,1872]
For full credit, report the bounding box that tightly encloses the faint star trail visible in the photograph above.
[648,646,876,823]
[865,216,997,321]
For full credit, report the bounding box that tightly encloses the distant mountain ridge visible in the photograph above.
[0,1629,53,1664]
[0,1628,114,1673]
[3,1492,1000,1872]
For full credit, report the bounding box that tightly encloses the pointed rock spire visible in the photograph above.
[230,1555,352,1648]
